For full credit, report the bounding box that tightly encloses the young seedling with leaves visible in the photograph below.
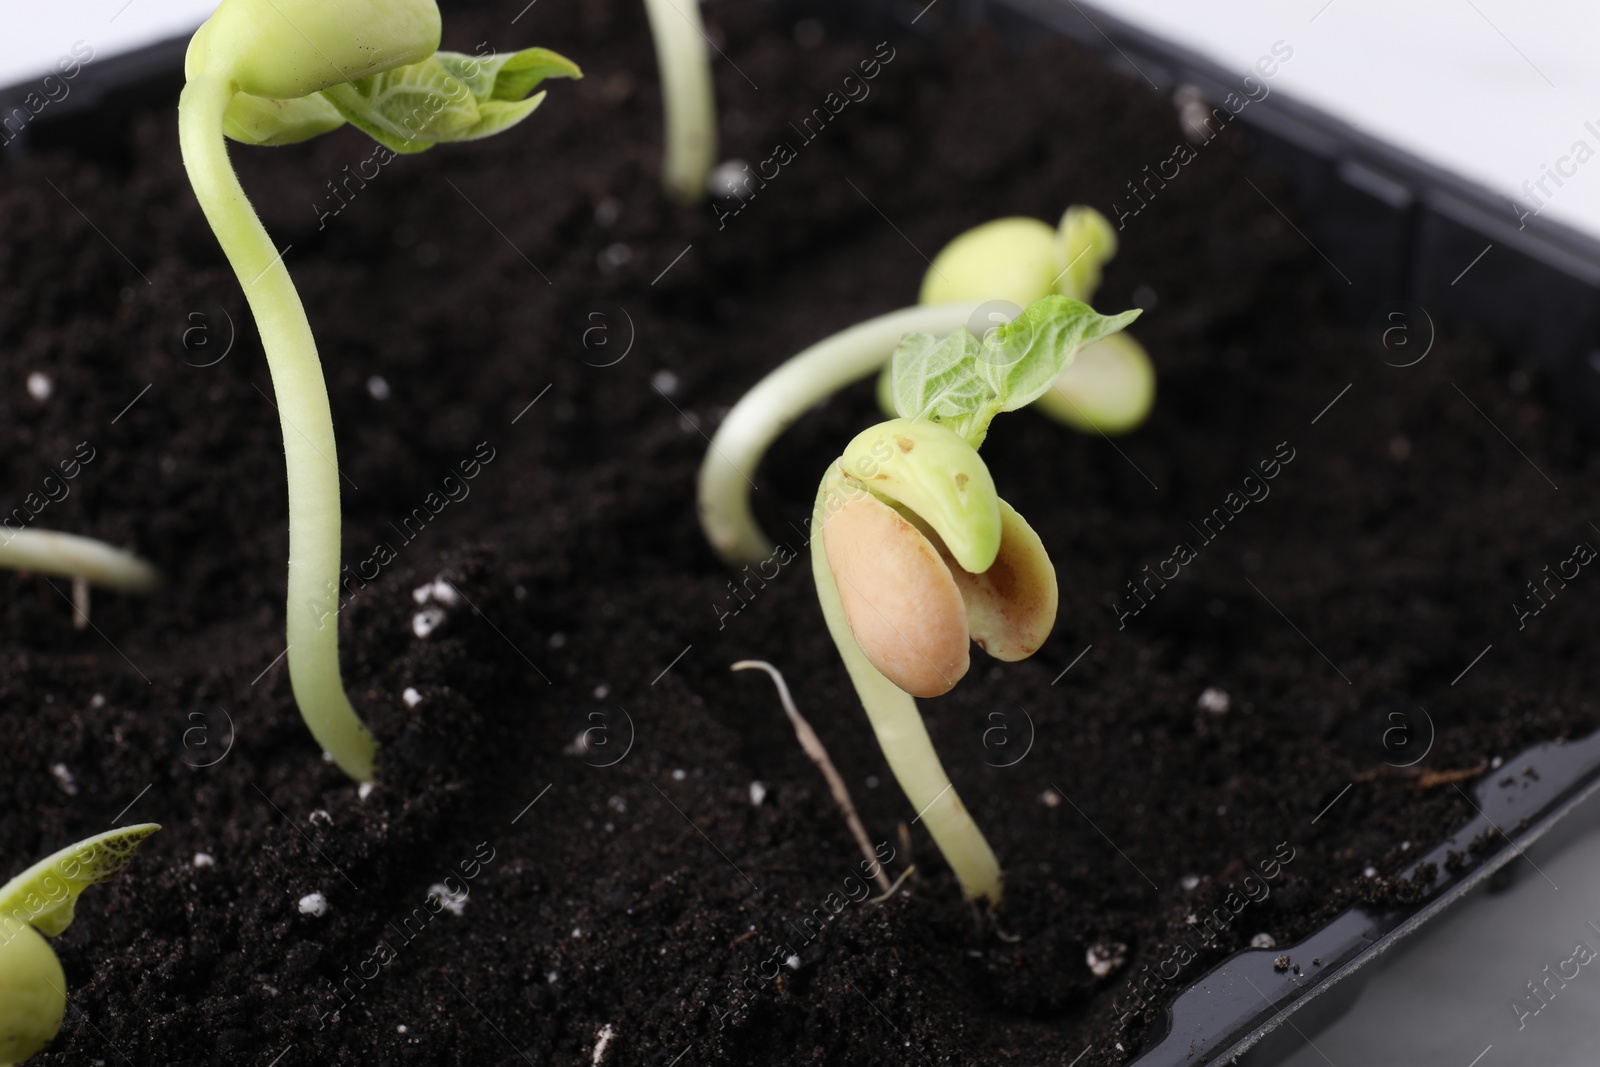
[697,205,1151,566]
[179,0,579,782]
[641,0,718,203]
[812,296,1138,903]
[0,824,159,1065]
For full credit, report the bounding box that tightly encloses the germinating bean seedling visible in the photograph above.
[810,294,1138,903]
[699,204,1155,567]
[179,0,579,782]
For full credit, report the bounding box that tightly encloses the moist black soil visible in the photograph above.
[3,3,1597,1065]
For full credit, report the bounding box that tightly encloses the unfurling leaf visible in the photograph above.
[890,296,1140,446]
[222,47,581,153]
[0,824,161,940]
[434,47,583,102]
[888,329,997,444]
[980,295,1141,414]
[321,46,581,154]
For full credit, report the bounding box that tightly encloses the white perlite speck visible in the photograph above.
[1181,874,1200,891]
[297,892,329,917]
[1087,942,1128,978]
[412,579,461,607]
[708,160,753,199]
[412,606,446,638]
[1251,933,1276,949]
[597,243,632,273]
[1197,687,1231,714]
[402,687,423,708]
[193,852,215,868]
[26,372,52,400]
[411,580,459,637]
[591,1023,616,1065]
[749,781,767,806]
[426,882,468,917]
[49,762,78,796]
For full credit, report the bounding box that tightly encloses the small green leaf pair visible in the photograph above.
[0,825,159,1066]
[224,47,581,151]
[889,295,1140,447]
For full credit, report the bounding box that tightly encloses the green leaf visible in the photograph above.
[215,47,580,154]
[431,51,500,101]
[0,824,160,939]
[889,329,998,444]
[888,296,1140,446]
[319,55,481,153]
[223,92,347,146]
[434,47,583,102]
[319,46,581,154]
[454,94,550,142]
[980,295,1141,413]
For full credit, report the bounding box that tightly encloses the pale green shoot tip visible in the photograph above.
[0,824,160,1066]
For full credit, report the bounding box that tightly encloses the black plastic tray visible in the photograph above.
[795,1,1600,1059]
[804,0,1600,427]
[1139,730,1600,1065]
[973,0,1600,428]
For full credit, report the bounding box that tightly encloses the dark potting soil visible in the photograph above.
[2,2,1596,1064]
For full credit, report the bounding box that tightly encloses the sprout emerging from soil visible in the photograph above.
[0,531,159,594]
[912,205,1155,435]
[641,0,718,203]
[811,295,1139,904]
[697,206,1150,566]
[178,0,578,781]
[0,824,159,1065]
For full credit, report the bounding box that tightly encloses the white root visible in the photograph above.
[732,659,893,892]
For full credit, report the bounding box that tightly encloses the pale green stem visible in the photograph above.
[811,474,1002,904]
[698,301,981,565]
[0,530,159,593]
[641,0,717,203]
[179,74,375,782]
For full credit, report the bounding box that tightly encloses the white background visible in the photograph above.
[5,1,1598,239]
[0,0,217,86]
[1078,0,1600,242]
